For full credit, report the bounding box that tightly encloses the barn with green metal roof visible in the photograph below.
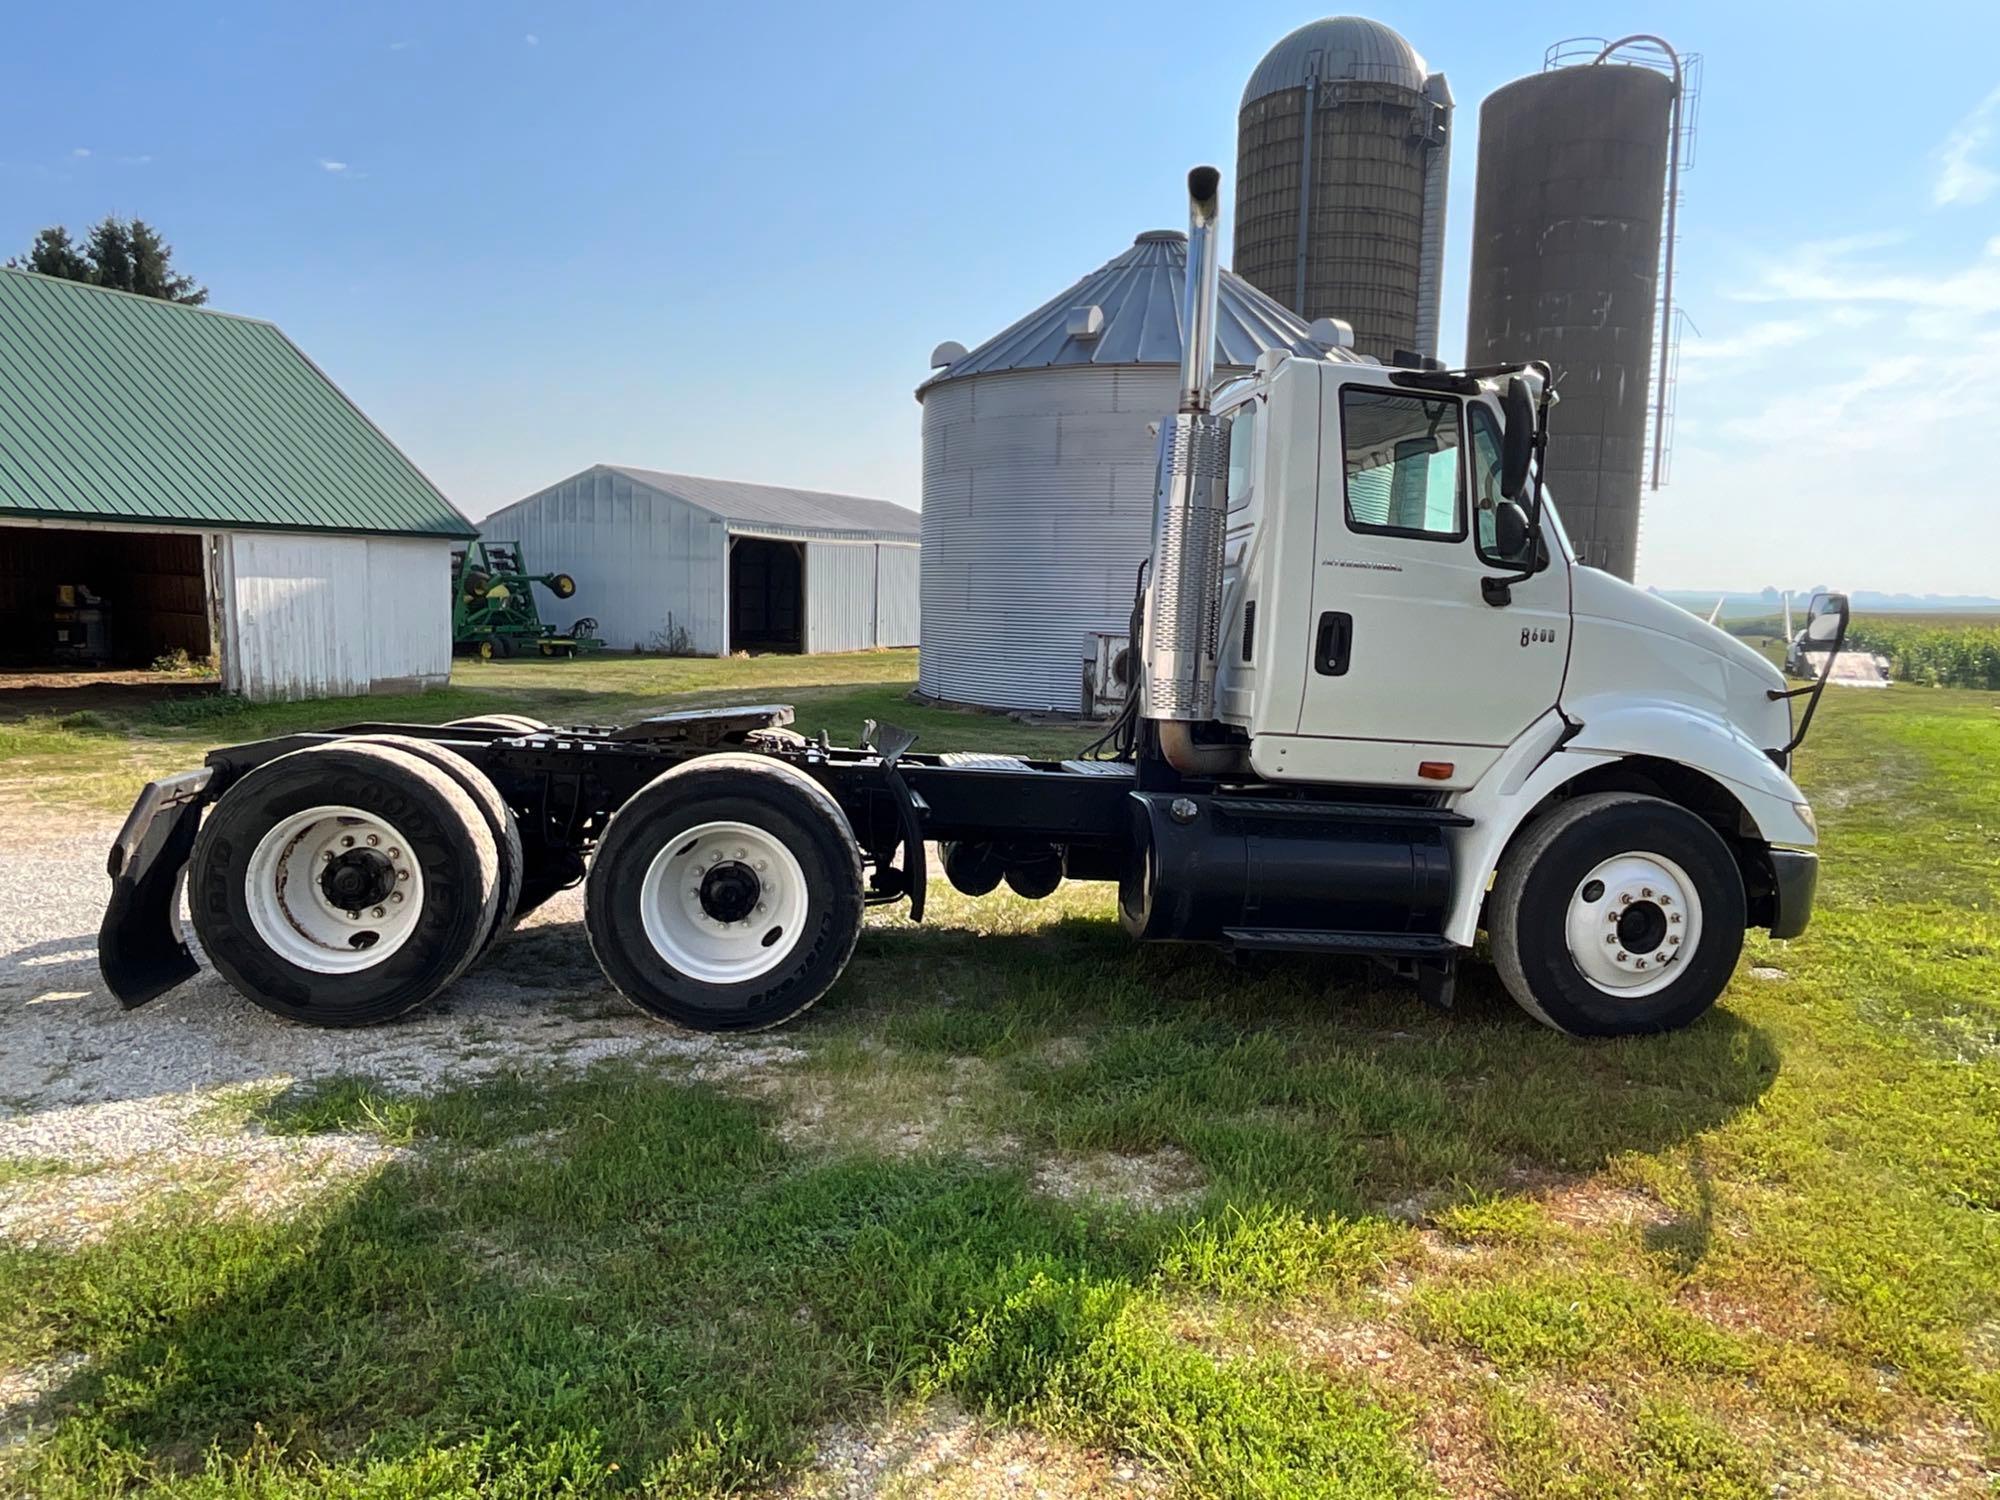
[0,266,477,700]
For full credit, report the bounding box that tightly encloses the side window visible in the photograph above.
[1470,403,1537,567]
[1225,401,1259,512]
[1340,389,1464,541]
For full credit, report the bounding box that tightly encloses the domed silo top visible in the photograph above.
[919,230,1324,396]
[1242,15,1431,104]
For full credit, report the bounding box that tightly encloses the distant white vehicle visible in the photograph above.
[1783,592,1890,686]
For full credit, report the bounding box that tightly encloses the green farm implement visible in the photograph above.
[450,540,604,659]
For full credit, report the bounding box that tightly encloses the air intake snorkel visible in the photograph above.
[1141,167,1238,774]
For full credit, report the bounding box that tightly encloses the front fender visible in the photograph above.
[1564,696,1814,848]
[1440,702,1815,948]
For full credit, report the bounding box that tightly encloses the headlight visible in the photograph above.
[1792,802,1817,838]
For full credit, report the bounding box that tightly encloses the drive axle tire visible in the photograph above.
[584,753,864,1032]
[446,714,549,736]
[1489,792,1746,1037]
[357,734,523,961]
[189,742,501,1027]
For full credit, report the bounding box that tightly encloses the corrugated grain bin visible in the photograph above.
[917,231,1311,713]
[1465,63,1673,581]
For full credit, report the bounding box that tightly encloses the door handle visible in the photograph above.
[1314,611,1352,676]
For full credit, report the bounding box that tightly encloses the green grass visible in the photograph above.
[2,669,1997,1494]
[0,650,1088,811]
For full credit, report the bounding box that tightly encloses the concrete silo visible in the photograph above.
[1234,16,1452,363]
[918,231,1312,713]
[1465,43,1684,580]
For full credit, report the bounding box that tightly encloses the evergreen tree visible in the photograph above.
[7,217,208,305]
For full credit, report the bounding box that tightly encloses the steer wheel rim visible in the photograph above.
[244,806,425,974]
[1563,850,1704,999]
[639,820,809,984]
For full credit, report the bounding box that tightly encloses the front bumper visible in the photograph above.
[1767,847,1819,940]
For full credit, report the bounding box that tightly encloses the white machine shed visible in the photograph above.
[481,466,920,656]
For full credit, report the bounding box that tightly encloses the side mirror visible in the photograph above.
[1492,500,1530,561]
[1499,376,1535,500]
[1806,593,1849,643]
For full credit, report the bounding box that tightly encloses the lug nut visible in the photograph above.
[391,892,404,904]
[1616,952,1628,963]
[342,835,355,848]
[372,906,385,918]
[1605,935,1617,944]
[1659,895,1672,906]
[398,869,411,882]
[1620,892,1632,904]
[1635,958,1649,969]
[323,851,335,862]
[387,848,400,860]
[1669,934,1681,945]
[1642,887,1654,898]
[366,834,380,847]
[1670,912,1682,924]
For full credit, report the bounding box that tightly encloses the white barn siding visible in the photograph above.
[804,542,878,654]
[484,471,727,653]
[875,544,920,647]
[802,541,921,652]
[220,532,451,701]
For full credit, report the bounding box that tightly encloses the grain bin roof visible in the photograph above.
[601,466,919,541]
[1242,16,1431,103]
[0,268,475,538]
[919,230,1316,393]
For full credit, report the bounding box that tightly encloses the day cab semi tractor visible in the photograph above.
[99,168,1846,1039]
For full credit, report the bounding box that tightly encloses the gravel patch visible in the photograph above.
[1030,1147,1205,1212]
[0,817,804,1131]
[788,1400,1167,1499]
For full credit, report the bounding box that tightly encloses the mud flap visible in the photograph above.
[99,768,213,1008]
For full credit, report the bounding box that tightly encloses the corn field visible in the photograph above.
[1841,619,2000,689]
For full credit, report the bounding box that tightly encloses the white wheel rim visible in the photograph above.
[244,806,425,974]
[1564,850,1704,999]
[639,819,809,984]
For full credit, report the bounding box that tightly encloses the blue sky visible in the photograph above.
[5,1,1998,594]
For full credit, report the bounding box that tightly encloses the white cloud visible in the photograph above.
[1935,85,2000,207]
[70,146,90,158]
[387,39,412,51]
[524,32,539,45]
[1645,229,2000,593]
[319,159,349,173]
[116,153,153,166]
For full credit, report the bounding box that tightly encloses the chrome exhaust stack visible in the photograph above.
[1142,166,1230,733]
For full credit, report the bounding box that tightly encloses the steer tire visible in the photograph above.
[189,742,501,1027]
[356,734,523,962]
[585,753,864,1032]
[1489,792,1746,1038]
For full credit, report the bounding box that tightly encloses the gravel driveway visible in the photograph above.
[0,814,793,1161]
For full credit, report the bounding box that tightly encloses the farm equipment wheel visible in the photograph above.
[550,572,577,599]
[539,641,555,657]
[188,742,501,1026]
[355,735,523,961]
[477,640,495,661]
[584,753,864,1031]
[1488,792,1746,1037]
[446,715,549,735]
[491,635,516,660]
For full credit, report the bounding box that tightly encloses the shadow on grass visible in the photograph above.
[3,1069,1435,1496]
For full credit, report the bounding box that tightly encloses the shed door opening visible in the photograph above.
[0,526,212,677]
[729,537,803,653]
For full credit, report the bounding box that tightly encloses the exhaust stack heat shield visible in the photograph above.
[1143,165,1228,725]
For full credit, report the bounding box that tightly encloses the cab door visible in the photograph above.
[1286,378,1569,784]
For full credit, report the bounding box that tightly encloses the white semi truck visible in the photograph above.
[99,169,1843,1039]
